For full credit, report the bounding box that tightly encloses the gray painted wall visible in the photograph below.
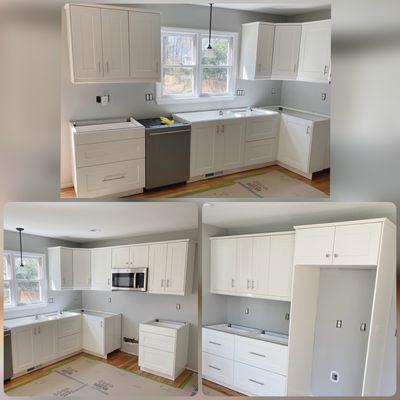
[3,231,82,320]
[80,229,199,371]
[287,9,331,23]
[61,4,285,186]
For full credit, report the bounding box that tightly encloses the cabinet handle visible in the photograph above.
[108,278,110,285]
[249,378,265,386]
[98,61,101,73]
[100,321,103,328]
[258,63,261,72]
[209,341,222,346]
[208,365,221,371]
[216,125,220,134]
[38,327,41,334]
[156,62,159,73]
[247,279,250,289]
[306,126,310,135]
[166,279,170,287]
[102,174,125,182]
[106,61,109,73]
[323,65,329,75]
[33,327,36,335]
[161,279,164,287]
[325,253,331,258]
[221,125,225,133]
[251,280,255,289]
[334,253,339,258]
[250,351,266,358]
[293,63,297,72]
[231,278,235,288]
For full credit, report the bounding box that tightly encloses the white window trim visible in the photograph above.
[3,250,48,310]
[156,27,238,105]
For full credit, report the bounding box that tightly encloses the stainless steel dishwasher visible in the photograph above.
[137,118,191,190]
[3,328,13,381]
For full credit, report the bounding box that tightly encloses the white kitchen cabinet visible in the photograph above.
[147,240,196,296]
[111,244,149,268]
[34,322,58,365]
[271,25,302,79]
[297,20,331,82]
[73,249,91,289]
[244,114,280,142]
[91,248,112,290]
[82,312,121,359]
[240,22,275,80]
[57,315,82,358]
[277,113,330,179]
[48,247,73,290]
[244,138,277,166]
[65,4,161,83]
[190,123,217,177]
[217,120,245,171]
[139,320,189,380]
[101,8,130,79]
[129,11,161,79]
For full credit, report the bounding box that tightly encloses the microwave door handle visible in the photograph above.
[133,273,136,289]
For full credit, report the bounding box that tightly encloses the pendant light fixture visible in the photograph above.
[16,227,24,267]
[205,3,214,57]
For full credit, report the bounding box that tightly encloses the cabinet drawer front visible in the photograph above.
[58,333,82,357]
[139,323,177,338]
[76,139,145,167]
[140,331,175,353]
[76,159,144,198]
[244,138,277,166]
[139,346,174,375]
[202,352,234,386]
[235,336,288,375]
[202,328,235,359]
[74,128,144,145]
[234,362,287,396]
[245,115,279,141]
[58,316,81,338]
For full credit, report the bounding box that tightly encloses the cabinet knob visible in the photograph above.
[334,253,339,258]
[325,253,330,258]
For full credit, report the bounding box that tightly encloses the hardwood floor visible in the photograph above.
[202,378,244,396]
[60,165,330,199]
[4,350,193,391]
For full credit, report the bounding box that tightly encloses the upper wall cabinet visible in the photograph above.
[297,20,331,82]
[65,4,161,84]
[271,25,302,79]
[240,22,275,80]
[111,244,149,268]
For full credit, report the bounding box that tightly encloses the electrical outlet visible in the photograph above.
[108,297,112,303]
[271,87,276,95]
[245,307,249,315]
[145,93,154,101]
[336,320,343,328]
[321,92,327,101]
[330,371,339,383]
[48,297,55,303]
[176,303,181,310]
[96,94,110,106]
[236,89,245,96]
[285,313,290,320]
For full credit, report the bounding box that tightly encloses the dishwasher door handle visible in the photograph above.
[148,130,190,136]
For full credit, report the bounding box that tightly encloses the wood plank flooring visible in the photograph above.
[60,165,330,199]
[4,350,193,391]
[202,378,244,396]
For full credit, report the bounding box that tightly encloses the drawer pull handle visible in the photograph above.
[208,365,221,371]
[209,341,222,346]
[102,174,126,182]
[249,378,265,386]
[250,351,266,358]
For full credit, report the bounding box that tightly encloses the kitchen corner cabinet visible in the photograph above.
[240,22,275,80]
[210,232,295,301]
[91,248,112,290]
[111,244,149,268]
[148,240,196,296]
[297,20,331,82]
[277,113,330,179]
[65,4,161,84]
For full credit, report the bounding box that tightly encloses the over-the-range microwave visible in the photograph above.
[111,267,147,291]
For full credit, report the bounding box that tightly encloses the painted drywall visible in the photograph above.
[3,231,82,319]
[80,229,199,371]
[60,4,286,186]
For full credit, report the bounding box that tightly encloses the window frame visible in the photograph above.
[157,27,238,104]
[3,250,47,310]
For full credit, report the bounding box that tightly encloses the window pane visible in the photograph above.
[163,67,194,96]
[201,37,231,66]
[201,67,229,94]
[17,281,41,304]
[15,257,40,280]
[162,34,195,65]
[3,254,12,280]
[4,281,12,305]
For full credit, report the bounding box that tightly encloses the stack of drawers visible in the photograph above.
[57,315,82,358]
[202,327,288,396]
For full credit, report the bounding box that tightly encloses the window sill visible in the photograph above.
[5,302,48,312]
[155,95,236,105]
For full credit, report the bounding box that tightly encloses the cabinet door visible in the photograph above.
[294,226,335,265]
[91,248,112,290]
[11,326,35,373]
[245,115,279,142]
[148,243,167,293]
[130,245,149,268]
[165,242,187,295]
[101,8,130,79]
[251,236,271,296]
[219,120,245,171]
[333,223,382,265]
[272,25,302,78]
[129,11,161,79]
[298,21,331,82]
[69,5,103,80]
[255,23,275,78]
[82,315,104,355]
[34,322,57,365]
[73,249,91,288]
[210,239,237,293]
[190,124,217,177]
[268,234,295,299]
[236,237,253,293]
[277,114,312,173]
[60,247,73,289]
[112,246,130,268]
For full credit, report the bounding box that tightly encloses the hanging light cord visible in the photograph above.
[208,3,213,49]
[17,227,24,267]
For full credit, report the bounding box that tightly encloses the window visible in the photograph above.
[3,251,47,308]
[159,28,237,103]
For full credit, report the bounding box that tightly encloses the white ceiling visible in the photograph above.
[202,202,396,229]
[4,202,198,242]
